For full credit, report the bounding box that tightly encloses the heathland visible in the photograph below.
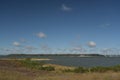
[1,58,120,80]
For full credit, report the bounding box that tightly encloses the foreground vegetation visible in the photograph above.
[1,58,120,80]
[17,58,120,73]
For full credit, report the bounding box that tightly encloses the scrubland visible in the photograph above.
[0,59,120,80]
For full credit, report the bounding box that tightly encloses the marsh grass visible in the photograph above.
[62,65,120,73]
[34,72,120,80]
[1,58,120,73]
[1,59,120,80]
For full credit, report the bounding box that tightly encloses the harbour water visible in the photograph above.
[44,56,120,67]
[1,55,120,67]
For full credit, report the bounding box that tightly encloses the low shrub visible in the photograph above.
[21,60,39,68]
[19,58,55,71]
[73,67,89,73]
[19,58,45,69]
[89,66,109,73]
[38,66,55,71]
[62,69,74,72]
[111,65,120,72]
[8,58,120,73]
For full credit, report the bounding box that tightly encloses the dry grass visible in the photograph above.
[1,69,120,80]
[0,69,34,80]
[43,64,74,71]
[1,60,120,80]
[35,72,120,80]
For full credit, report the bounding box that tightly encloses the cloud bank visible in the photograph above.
[13,42,21,47]
[36,32,47,38]
[87,41,96,48]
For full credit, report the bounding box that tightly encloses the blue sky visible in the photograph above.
[0,0,120,55]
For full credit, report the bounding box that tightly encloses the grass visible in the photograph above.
[1,69,120,80]
[1,58,120,80]
[0,69,34,80]
[35,72,120,80]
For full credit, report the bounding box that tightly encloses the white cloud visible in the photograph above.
[87,41,96,48]
[61,4,72,11]
[37,32,47,38]
[13,42,21,47]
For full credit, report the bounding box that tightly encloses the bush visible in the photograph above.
[90,66,109,73]
[62,69,74,73]
[73,67,88,73]
[111,65,120,72]
[25,58,31,61]
[38,61,46,67]
[19,58,44,69]
[38,66,55,71]
[21,60,39,68]
[17,58,120,73]
[19,59,55,71]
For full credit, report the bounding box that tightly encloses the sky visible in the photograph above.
[0,0,120,55]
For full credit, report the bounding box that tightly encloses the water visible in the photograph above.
[1,56,120,67]
[45,56,120,67]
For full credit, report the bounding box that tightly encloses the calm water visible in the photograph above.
[44,56,120,67]
[1,56,120,67]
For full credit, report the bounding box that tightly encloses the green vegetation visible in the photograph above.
[62,65,120,73]
[89,66,109,72]
[1,59,120,80]
[73,67,89,73]
[20,58,55,71]
[38,66,55,71]
[2,58,120,73]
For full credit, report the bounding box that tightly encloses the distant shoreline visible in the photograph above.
[4,53,105,57]
[0,58,52,61]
